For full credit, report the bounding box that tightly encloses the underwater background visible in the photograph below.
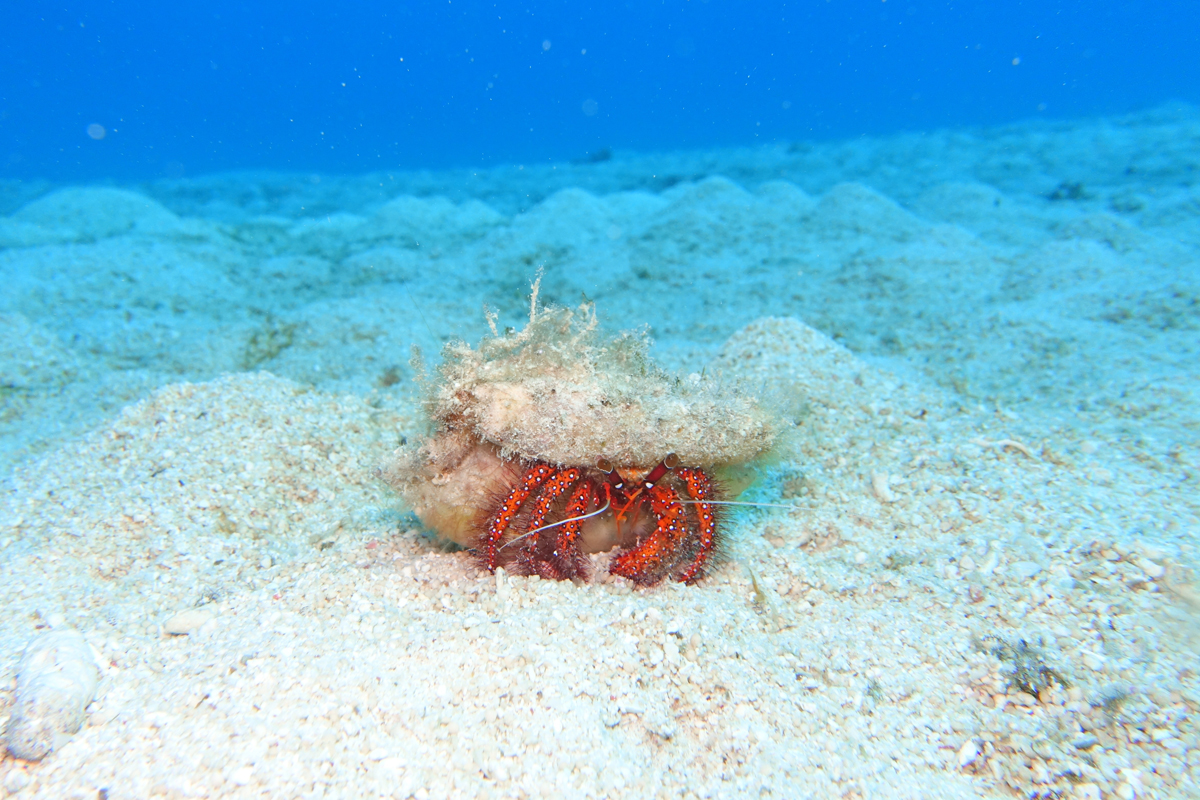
[3,0,1199,181]
[1,2,1199,799]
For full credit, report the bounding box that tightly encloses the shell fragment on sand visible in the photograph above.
[870,471,896,503]
[3,630,102,761]
[163,606,216,635]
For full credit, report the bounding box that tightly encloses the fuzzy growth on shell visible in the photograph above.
[426,302,778,467]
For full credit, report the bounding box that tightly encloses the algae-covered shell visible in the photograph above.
[429,304,778,468]
[381,303,780,549]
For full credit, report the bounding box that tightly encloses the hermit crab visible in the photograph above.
[382,289,779,585]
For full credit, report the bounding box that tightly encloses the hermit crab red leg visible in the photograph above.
[516,468,592,580]
[479,464,555,571]
[517,468,582,564]
[609,484,690,584]
[480,454,725,585]
[546,480,596,580]
[674,467,718,584]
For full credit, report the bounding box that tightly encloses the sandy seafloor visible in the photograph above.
[0,102,1198,799]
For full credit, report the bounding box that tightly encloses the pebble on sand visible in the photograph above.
[870,471,896,503]
[957,738,979,767]
[163,607,216,635]
[1137,558,1165,579]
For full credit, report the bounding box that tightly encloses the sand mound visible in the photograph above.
[5,187,183,244]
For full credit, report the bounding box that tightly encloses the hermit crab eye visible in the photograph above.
[663,452,680,469]
[596,457,614,473]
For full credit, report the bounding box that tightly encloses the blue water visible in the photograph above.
[3,0,1197,180]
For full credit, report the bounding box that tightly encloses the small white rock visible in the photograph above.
[495,567,510,604]
[230,766,254,786]
[870,472,896,503]
[1138,558,1165,579]
[957,738,979,767]
[3,767,31,793]
[163,607,216,635]
[979,545,1002,576]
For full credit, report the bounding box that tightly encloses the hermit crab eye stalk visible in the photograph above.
[641,453,679,489]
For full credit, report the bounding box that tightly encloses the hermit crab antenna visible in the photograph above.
[681,499,798,510]
[499,497,613,549]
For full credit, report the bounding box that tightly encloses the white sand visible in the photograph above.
[1,105,1198,798]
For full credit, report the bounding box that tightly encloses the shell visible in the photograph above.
[382,303,780,548]
[4,630,102,761]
